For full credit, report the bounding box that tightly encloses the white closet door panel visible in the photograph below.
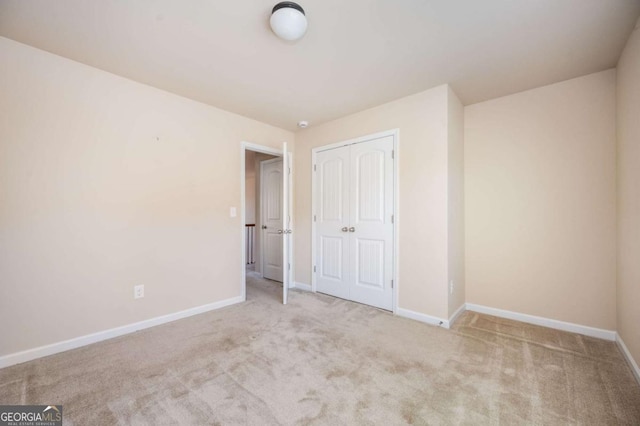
[349,136,394,310]
[355,238,385,288]
[320,236,345,279]
[315,146,350,300]
[355,150,384,223]
[320,157,345,222]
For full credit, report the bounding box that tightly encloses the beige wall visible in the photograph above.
[447,87,465,317]
[0,37,293,356]
[617,18,640,366]
[294,85,456,320]
[465,70,617,330]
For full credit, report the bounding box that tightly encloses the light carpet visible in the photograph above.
[1,273,639,425]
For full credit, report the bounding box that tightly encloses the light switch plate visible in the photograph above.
[230,207,237,217]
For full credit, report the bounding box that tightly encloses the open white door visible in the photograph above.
[282,142,290,304]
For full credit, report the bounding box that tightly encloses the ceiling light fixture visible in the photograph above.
[297,120,309,128]
[270,2,307,41]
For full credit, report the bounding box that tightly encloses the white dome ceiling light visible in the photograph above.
[270,2,307,41]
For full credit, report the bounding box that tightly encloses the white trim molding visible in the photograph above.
[0,295,244,369]
[616,333,640,385]
[396,307,450,329]
[448,303,466,327]
[293,282,312,292]
[465,303,616,341]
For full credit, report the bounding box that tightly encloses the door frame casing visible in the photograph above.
[240,141,293,303]
[310,129,400,314]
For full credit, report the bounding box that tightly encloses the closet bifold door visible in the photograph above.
[348,136,394,311]
[314,135,394,311]
[315,145,351,300]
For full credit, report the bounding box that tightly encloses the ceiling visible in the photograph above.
[1,1,639,131]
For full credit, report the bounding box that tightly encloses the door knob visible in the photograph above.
[261,225,267,229]
[277,229,284,234]
[341,227,348,232]
[349,227,356,232]
[286,229,293,234]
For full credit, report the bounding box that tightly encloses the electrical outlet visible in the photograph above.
[449,280,454,295]
[134,285,144,299]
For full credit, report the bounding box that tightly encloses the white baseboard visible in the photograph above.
[396,307,450,329]
[448,303,466,326]
[465,303,616,341]
[0,295,244,369]
[616,333,640,385]
[293,281,312,292]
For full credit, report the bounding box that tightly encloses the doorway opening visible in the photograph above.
[240,142,292,305]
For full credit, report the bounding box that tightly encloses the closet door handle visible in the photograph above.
[349,227,355,232]
[341,227,348,232]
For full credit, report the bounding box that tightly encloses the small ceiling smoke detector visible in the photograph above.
[297,120,309,128]
[270,2,307,41]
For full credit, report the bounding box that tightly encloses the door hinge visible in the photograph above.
[392,150,394,159]
[289,167,291,175]
[391,279,394,289]
[314,215,316,222]
[288,263,291,270]
[313,265,317,273]
[391,214,394,224]
[313,164,316,172]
